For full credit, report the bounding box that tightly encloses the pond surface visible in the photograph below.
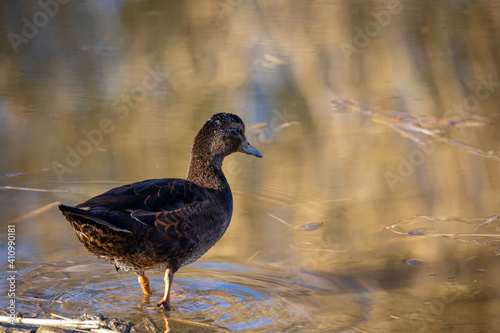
[2,1,500,332]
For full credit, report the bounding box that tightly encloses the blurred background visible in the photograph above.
[1,0,500,331]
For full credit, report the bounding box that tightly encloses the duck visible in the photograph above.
[59,112,262,310]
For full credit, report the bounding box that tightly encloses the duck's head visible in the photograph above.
[192,113,263,165]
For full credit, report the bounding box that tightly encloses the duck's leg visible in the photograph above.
[157,268,174,310]
[138,274,153,296]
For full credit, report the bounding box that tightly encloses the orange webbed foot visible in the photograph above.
[156,268,174,310]
[157,298,172,310]
[138,274,153,296]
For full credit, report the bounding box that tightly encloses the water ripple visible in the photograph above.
[15,260,369,331]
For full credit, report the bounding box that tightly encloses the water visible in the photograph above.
[14,260,368,331]
[2,1,500,332]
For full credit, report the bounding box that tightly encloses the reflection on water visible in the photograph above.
[14,259,368,332]
[2,0,500,331]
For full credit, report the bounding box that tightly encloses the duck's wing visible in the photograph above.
[72,178,222,239]
[75,178,209,226]
[67,178,228,257]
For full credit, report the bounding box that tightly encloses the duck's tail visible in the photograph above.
[59,204,132,233]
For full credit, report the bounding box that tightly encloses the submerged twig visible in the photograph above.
[9,201,60,224]
[267,213,293,229]
[267,213,324,232]
[278,121,300,129]
[331,99,500,161]
[409,233,500,239]
[385,215,500,249]
[350,326,371,333]
[293,222,324,231]
[0,186,69,192]
[247,122,269,131]
[437,138,500,161]
[245,250,261,264]
[290,243,347,253]
[474,216,499,231]
[0,316,100,329]
[386,123,431,145]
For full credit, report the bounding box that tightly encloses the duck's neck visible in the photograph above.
[187,152,228,191]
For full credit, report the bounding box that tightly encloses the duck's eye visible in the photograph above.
[225,127,241,135]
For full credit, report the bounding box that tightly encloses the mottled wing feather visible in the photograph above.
[73,178,214,246]
[76,178,207,213]
[130,199,215,237]
[153,199,223,263]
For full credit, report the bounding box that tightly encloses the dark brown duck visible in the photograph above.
[59,113,262,310]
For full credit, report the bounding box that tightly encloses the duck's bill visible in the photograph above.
[240,141,263,158]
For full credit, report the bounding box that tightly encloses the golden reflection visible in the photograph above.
[2,1,500,331]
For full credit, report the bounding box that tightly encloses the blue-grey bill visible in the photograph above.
[240,143,263,158]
